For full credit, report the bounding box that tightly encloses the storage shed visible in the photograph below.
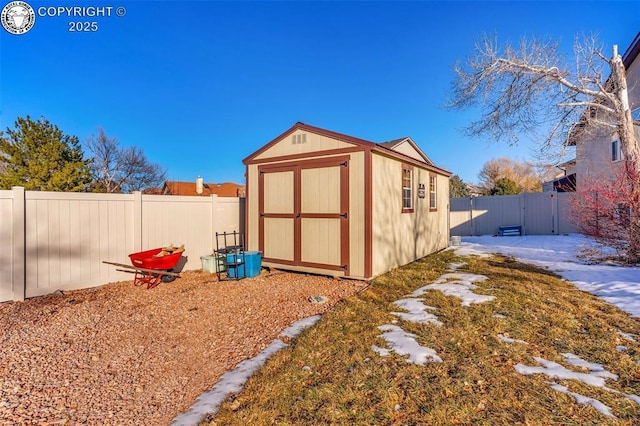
[243,122,451,280]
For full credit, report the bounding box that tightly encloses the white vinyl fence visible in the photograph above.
[450,191,579,237]
[0,187,244,302]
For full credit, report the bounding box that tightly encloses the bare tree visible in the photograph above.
[86,129,167,193]
[449,33,640,262]
[477,157,553,193]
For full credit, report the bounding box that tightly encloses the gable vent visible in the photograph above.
[292,133,307,145]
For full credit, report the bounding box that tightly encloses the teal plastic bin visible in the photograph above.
[226,251,262,278]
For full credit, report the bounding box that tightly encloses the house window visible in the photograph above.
[429,175,437,210]
[402,166,413,212]
[611,139,622,162]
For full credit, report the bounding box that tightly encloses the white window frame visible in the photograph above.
[402,166,413,212]
[429,175,437,210]
[611,139,622,162]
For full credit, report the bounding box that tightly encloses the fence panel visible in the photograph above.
[472,195,522,236]
[523,192,557,235]
[142,195,214,267]
[450,191,578,236]
[24,192,135,298]
[0,188,244,301]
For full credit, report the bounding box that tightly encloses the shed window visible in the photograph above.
[429,175,437,210]
[402,166,413,212]
[611,139,622,162]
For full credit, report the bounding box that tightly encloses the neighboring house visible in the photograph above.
[465,183,484,197]
[243,122,451,280]
[148,180,246,197]
[564,32,640,190]
[542,159,576,192]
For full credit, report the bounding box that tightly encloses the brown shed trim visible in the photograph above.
[257,155,351,172]
[364,148,373,279]
[372,146,451,177]
[243,122,452,178]
[244,163,249,246]
[244,122,377,165]
[245,146,364,165]
[257,155,351,275]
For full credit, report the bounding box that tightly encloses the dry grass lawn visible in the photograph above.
[209,250,640,425]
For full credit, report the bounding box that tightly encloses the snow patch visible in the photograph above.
[549,383,615,418]
[173,315,322,425]
[411,272,494,306]
[514,356,609,388]
[497,334,527,344]
[452,235,640,317]
[617,331,636,342]
[392,298,443,326]
[373,325,442,365]
[448,262,467,271]
[560,353,618,380]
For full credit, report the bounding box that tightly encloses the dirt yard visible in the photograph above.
[0,269,368,425]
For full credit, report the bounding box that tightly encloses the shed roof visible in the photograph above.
[244,122,451,176]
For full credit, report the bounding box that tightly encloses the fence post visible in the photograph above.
[211,194,219,252]
[551,191,558,235]
[12,186,25,301]
[520,193,526,235]
[133,191,142,252]
[469,196,474,236]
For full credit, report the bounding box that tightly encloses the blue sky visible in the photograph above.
[1,1,638,186]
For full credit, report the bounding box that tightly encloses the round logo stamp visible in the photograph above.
[1,1,35,35]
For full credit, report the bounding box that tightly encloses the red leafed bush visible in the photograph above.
[569,161,640,264]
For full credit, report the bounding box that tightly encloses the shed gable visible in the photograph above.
[253,128,355,160]
[378,137,434,165]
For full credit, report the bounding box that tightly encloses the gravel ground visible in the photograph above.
[0,269,368,425]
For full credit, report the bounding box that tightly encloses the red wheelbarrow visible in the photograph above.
[103,245,184,289]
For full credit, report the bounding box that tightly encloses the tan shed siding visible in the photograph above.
[264,218,295,261]
[390,141,425,162]
[301,167,340,213]
[246,164,260,252]
[348,151,365,278]
[436,173,450,249]
[263,171,295,214]
[254,129,354,160]
[371,153,448,277]
[301,218,341,265]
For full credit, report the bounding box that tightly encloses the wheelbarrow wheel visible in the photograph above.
[161,270,177,283]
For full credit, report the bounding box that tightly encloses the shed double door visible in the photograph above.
[258,156,350,274]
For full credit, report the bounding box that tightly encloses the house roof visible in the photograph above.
[623,31,640,69]
[244,122,450,176]
[162,181,245,197]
